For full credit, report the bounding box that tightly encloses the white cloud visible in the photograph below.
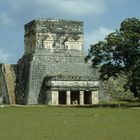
[0,50,11,63]
[43,0,107,17]
[0,0,108,22]
[84,27,114,52]
[0,0,128,27]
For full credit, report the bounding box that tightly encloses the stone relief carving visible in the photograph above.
[42,33,54,49]
[27,22,83,52]
[41,33,83,51]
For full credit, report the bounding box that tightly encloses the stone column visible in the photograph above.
[91,91,99,104]
[52,91,59,105]
[46,90,59,105]
[80,91,84,105]
[66,91,71,105]
[46,90,52,105]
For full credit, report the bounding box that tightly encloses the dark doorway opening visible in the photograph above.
[71,91,80,105]
[84,91,91,104]
[59,91,66,104]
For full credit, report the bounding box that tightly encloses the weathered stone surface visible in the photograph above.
[66,91,71,105]
[91,91,99,104]
[80,91,84,105]
[0,64,16,104]
[0,19,102,105]
[16,19,99,105]
[24,19,83,54]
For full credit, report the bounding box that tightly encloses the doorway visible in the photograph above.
[84,91,91,104]
[59,91,66,104]
[71,91,80,105]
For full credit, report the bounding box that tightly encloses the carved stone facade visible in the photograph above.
[0,19,99,105]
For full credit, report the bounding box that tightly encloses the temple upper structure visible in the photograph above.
[24,19,83,54]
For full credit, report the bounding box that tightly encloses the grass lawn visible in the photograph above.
[0,106,140,140]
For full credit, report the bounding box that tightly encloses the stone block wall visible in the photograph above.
[16,55,32,104]
[24,19,83,54]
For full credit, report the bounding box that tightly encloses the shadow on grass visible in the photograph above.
[58,98,140,108]
[75,99,140,108]
[0,98,140,109]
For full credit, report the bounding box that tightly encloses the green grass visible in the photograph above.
[0,106,140,140]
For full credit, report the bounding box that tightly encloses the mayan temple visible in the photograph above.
[0,19,99,105]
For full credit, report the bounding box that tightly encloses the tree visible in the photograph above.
[86,18,140,98]
[102,75,133,100]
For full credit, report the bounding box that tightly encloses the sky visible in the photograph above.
[0,0,140,64]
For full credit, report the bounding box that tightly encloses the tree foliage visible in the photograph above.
[86,18,140,98]
[101,75,133,100]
